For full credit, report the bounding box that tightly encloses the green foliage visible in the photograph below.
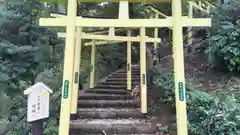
[150,67,240,135]
[0,0,64,126]
[0,0,60,95]
[43,126,58,135]
[96,44,126,77]
[188,97,240,135]
[206,0,240,72]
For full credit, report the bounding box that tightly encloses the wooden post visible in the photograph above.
[172,0,188,134]
[90,40,96,89]
[71,26,83,118]
[127,30,132,90]
[31,120,43,135]
[188,1,193,51]
[118,1,129,19]
[58,0,77,134]
[154,13,159,64]
[140,27,147,114]
[154,13,159,54]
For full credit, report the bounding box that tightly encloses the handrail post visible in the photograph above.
[127,30,132,90]
[90,40,96,89]
[140,27,147,114]
[58,0,77,134]
[172,0,188,135]
[71,26,83,118]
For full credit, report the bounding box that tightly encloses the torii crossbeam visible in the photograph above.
[40,17,210,27]
[58,32,161,43]
[39,0,211,135]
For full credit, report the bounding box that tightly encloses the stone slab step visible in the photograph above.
[120,66,140,69]
[70,119,155,134]
[109,75,141,79]
[107,76,140,80]
[106,78,140,82]
[95,85,128,89]
[111,72,140,76]
[115,72,140,75]
[78,100,139,108]
[79,94,134,100]
[98,82,138,86]
[85,89,130,95]
[115,68,141,73]
[115,69,140,74]
[77,108,145,119]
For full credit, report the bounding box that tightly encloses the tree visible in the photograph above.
[206,0,240,72]
[0,0,63,120]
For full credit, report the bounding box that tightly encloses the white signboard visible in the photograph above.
[24,82,53,122]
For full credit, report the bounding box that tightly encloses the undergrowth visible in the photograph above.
[150,67,240,135]
[206,0,240,72]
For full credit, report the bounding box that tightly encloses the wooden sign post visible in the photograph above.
[24,82,53,135]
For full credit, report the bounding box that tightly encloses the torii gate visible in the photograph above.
[39,0,211,135]
[51,10,161,92]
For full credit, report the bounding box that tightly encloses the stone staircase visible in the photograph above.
[69,65,156,135]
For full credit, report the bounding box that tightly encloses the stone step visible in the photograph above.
[98,81,139,86]
[117,67,140,70]
[94,85,128,89]
[79,94,134,100]
[69,119,155,134]
[116,70,140,74]
[111,72,140,76]
[121,66,140,69]
[77,108,145,119]
[105,78,140,82]
[85,89,130,95]
[78,100,139,108]
[109,75,141,79]
[107,75,140,79]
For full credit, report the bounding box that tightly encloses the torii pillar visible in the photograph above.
[118,1,132,91]
[172,0,188,134]
[59,0,77,135]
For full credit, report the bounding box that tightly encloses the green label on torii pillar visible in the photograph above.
[63,80,69,99]
[74,72,79,84]
[178,82,184,101]
[142,74,146,85]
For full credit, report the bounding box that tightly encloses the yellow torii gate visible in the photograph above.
[51,5,161,92]
[39,0,211,135]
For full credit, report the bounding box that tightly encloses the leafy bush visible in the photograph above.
[150,67,240,135]
[206,21,240,71]
[206,0,240,72]
[188,97,240,135]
